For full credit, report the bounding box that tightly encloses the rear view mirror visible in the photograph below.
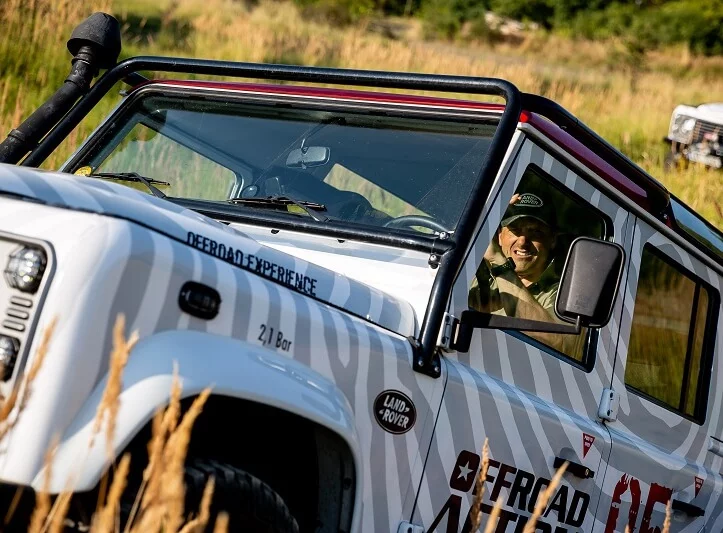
[286,146,330,168]
[555,237,625,328]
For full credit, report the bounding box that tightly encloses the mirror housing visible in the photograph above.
[286,146,330,168]
[554,237,625,328]
[450,236,625,353]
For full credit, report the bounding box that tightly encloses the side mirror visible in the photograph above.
[451,236,625,353]
[555,237,625,328]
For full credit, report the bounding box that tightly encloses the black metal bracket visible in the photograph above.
[410,337,441,379]
[451,311,581,353]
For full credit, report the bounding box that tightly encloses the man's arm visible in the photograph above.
[491,268,564,352]
[484,239,564,351]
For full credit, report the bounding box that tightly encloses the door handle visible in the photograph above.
[553,457,594,479]
[671,499,704,517]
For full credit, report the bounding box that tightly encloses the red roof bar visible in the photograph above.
[151,79,506,112]
[520,111,652,211]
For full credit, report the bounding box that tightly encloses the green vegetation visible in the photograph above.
[294,0,723,55]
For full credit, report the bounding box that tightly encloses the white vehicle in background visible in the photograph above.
[0,11,721,533]
[664,102,723,170]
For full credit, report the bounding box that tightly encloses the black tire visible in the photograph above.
[183,458,300,533]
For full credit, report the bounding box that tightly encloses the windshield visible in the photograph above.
[68,89,500,235]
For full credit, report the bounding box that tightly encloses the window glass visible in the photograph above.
[685,288,709,413]
[625,245,714,419]
[467,166,607,364]
[323,163,427,220]
[96,123,237,200]
[71,92,499,235]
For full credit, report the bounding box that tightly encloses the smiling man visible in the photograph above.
[469,190,565,350]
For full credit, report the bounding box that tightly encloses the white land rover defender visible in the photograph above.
[0,12,722,533]
[664,102,723,170]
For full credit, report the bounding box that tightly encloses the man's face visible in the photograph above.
[498,217,555,281]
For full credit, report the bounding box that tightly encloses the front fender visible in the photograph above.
[31,330,361,499]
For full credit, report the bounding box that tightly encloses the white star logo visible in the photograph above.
[457,461,473,482]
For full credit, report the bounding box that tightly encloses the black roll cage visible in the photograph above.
[19,55,527,377]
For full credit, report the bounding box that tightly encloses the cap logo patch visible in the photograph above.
[517,193,543,207]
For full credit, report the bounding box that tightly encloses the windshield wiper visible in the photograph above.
[229,195,328,222]
[89,172,169,199]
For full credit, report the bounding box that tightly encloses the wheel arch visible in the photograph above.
[31,330,361,532]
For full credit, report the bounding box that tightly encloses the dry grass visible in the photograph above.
[91,314,139,459]
[468,437,489,531]
[0,2,710,528]
[522,461,568,533]
[0,315,223,533]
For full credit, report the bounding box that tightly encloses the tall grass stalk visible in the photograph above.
[0,315,224,532]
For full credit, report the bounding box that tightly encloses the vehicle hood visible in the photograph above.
[675,103,723,124]
[697,102,723,117]
[0,164,417,336]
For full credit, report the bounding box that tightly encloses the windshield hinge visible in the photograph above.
[437,312,459,352]
[397,521,425,533]
[598,387,619,422]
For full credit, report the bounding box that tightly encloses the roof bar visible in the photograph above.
[21,55,522,168]
[521,93,671,217]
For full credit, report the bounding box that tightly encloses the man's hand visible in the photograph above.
[484,193,522,267]
[483,236,508,267]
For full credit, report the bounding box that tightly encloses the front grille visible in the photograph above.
[692,119,723,144]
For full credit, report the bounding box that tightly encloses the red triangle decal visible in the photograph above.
[695,476,703,496]
[583,433,595,458]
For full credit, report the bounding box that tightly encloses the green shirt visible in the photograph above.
[467,258,588,361]
[468,259,560,318]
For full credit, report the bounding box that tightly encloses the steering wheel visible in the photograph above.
[383,215,450,234]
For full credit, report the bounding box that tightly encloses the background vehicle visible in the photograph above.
[0,12,721,533]
[664,102,723,170]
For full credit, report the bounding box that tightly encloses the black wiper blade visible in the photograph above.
[229,195,328,222]
[89,172,169,199]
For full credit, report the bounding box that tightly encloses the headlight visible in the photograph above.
[4,246,47,293]
[670,115,695,143]
[681,118,696,135]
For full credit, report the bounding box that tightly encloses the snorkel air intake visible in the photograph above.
[0,12,121,164]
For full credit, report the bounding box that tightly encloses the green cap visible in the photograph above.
[501,192,557,229]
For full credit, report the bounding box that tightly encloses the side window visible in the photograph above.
[625,244,717,421]
[468,165,608,365]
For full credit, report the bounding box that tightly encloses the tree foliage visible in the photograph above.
[290,0,723,54]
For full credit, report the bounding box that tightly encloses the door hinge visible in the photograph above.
[437,312,459,352]
[397,521,425,533]
[598,387,619,422]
